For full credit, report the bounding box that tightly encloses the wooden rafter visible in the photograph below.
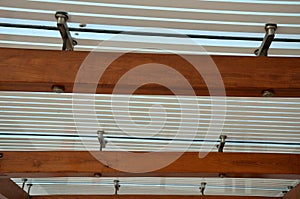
[0,151,299,179]
[1,48,300,96]
[0,178,30,199]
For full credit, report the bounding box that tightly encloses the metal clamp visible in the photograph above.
[254,23,277,56]
[217,135,227,152]
[55,11,77,51]
[199,182,207,195]
[114,180,120,195]
[97,130,107,151]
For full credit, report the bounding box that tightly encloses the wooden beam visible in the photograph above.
[31,195,281,199]
[284,183,300,199]
[1,48,300,97]
[0,152,299,179]
[0,178,30,199]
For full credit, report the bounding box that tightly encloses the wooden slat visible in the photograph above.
[31,195,281,199]
[0,178,30,199]
[284,183,300,199]
[0,152,299,178]
[1,48,300,97]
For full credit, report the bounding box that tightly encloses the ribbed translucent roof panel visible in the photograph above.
[0,0,299,56]
[12,177,300,197]
[0,91,299,153]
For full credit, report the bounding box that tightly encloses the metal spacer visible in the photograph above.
[199,182,207,195]
[55,11,77,51]
[97,130,107,151]
[114,180,120,195]
[217,135,227,152]
[254,23,277,56]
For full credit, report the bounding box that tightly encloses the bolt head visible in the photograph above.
[55,11,69,20]
[265,23,277,31]
[219,135,227,140]
[262,90,274,97]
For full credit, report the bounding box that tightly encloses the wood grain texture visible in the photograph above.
[0,151,299,179]
[0,178,30,199]
[284,183,300,199]
[31,195,281,199]
[1,48,300,96]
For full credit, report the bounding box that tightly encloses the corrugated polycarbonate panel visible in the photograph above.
[0,0,299,56]
[12,177,300,197]
[0,91,299,153]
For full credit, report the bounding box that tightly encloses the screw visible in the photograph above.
[0,153,3,158]
[72,39,78,46]
[94,173,102,178]
[219,173,225,178]
[262,90,274,97]
[52,85,65,93]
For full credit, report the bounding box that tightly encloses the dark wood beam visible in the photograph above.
[31,195,281,199]
[1,48,300,97]
[0,151,299,179]
[0,178,30,199]
[283,183,300,199]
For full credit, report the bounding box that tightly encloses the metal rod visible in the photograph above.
[114,180,120,195]
[1,23,296,42]
[55,11,77,51]
[97,130,106,151]
[199,182,207,195]
[254,23,277,56]
[217,135,227,152]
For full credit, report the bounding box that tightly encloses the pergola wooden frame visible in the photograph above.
[0,47,299,199]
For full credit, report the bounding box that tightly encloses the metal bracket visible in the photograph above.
[97,130,107,151]
[254,23,277,56]
[217,135,227,152]
[55,11,77,51]
[199,182,207,195]
[114,180,120,195]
